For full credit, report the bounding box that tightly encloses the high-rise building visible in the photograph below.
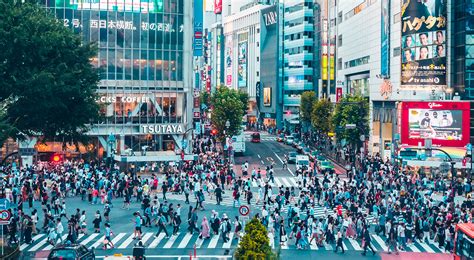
[42,0,194,162]
[282,0,317,130]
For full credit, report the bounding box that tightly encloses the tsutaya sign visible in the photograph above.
[141,124,185,134]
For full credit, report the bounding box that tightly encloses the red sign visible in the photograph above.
[239,205,250,216]
[336,87,343,102]
[206,78,211,93]
[214,0,222,14]
[399,101,470,147]
[193,111,200,118]
[226,75,232,85]
[0,209,11,224]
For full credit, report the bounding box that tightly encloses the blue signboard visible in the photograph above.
[381,0,390,76]
[193,0,203,56]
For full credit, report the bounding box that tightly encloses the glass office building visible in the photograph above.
[42,0,193,161]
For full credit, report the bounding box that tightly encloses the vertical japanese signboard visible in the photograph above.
[194,0,203,56]
[401,0,447,87]
[381,0,390,76]
[214,0,222,14]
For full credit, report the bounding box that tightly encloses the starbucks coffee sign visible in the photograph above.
[141,124,185,134]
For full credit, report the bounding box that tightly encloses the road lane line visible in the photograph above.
[178,233,193,248]
[21,234,44,251]
[261,160,265,164]
[148,233,166,248]
[223,232,234,248]
[274,153,284,164]
[80,233,99,246]
[257,154,261,159]
[28,236,49,252]
[207,235,220,248]
[287,168,294,176]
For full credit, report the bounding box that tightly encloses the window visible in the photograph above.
[257,42,259,47]
[338,35,342,46]
[257,28,260,33]
[344,56,370,69]
[338,58,342,70]
[393,47,401,57]
[257,57,259,62]
[256,71,259,77]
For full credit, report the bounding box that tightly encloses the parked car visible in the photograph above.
[288,152,297,163]
[319,160,335,171]
[251,132,261,143]
[48,244,95,260]
[276,134,285,142]
[285,136,295,145]
[296,155,310,170]
[302,147,311,156]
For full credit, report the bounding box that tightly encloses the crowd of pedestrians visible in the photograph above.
[0,132,472,256]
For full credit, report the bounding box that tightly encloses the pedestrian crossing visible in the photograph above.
[244,136,277,141]
[20,231,447,254]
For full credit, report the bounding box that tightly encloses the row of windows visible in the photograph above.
[285,45,313,55]
[344,56,370,69]
[284,1,313,14]
[44,0,184,14]
[344,0,377,21]
[285,31,314,41]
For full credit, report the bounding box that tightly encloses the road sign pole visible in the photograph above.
[1,224,3,256]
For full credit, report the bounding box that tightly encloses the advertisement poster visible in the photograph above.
[263,87,271,106]
[56,0,164,13]
[400,102,470,147]
[401,0,447,87]
[214,0,222,14]
[225,36,232,86]
[381,0,390,76]
[238,41,248,88]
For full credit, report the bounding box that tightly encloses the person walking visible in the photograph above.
[103,223,115,250]
[220,214,231,243]
[155,212,170,238]
[387,223,399,255]
[187,207,199,234]
[200,216,210,239]
[362,227,376,256]
[55,218,64,244]
[215,186,223,205]
[133,212,143,240]
[334,229,345,254]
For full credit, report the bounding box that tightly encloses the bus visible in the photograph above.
[453,223,474,260]
[231,131,246,155]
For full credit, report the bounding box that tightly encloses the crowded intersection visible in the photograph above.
[0,131,472,259]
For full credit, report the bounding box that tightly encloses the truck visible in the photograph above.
[231,131,246,155]
[296,155,310,170]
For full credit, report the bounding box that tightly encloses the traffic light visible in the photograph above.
[51,154,62,163]
[211,129,218,136]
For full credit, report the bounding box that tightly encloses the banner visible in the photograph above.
[263,87,271,106]
[401,0,447,87]
[214,0,222,14]
[55,0,164,13]
[381,0,390,76]
[225,36,232,86]
[238,40,248,88]
[193,0,203,56]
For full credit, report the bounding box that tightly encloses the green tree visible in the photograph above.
[311,98,333,136]
[0,0,99,147]
[210,87,246,138]
[299,91,316,124]
[235,217,277,260]
[332,95,369,147]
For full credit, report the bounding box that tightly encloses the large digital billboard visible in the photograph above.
[238,40,247,88]
[56,0,164,13]
[399,101,470,147]
[401,0,447,87]
[225,36,232,87]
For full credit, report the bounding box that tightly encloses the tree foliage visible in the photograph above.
[311,98,333,135]
[210,87,247,138]
[235,217,276,260]
[332,95,369,146]
[199,90,211,111]
[299,91,316,123]
[0,0,99,147]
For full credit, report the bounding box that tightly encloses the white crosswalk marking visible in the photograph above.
[89,236,105,249]
[21,234,44,251]
[281,178,291,187]
[207,235,220,248]
[43,234,68,250]
[288,178,298,187]
[118,234,135,249]
[78,234,85,240]
[80,233,99,246]
[308,236,318,250]
[407,243,421,252]
[195,237,205,248]
[348,238,362,251]
[371,234,388,251]
[268,233,275,249]
[323,242,332,250]
[110,233,127,246]
[163,233,180,248]
[29,237,49,252]
[140,232,154,245]
[178,233,193,248]
[274,179,283,187]
[223,232,234,248]
[149,233,166,248]
[418,241,435,253]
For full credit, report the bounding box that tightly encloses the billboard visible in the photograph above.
[55,0,163,13]
[214,0,222,14]
[399,102,470,147]
[263,87,271,106]
[262,5,277,28]
[381,0,390,76]
[401,0,447,87]
[225,36,232,86]
[238,40,248,88]
[193,0,203,56]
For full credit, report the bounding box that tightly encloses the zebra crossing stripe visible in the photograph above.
[281,240,288,249]
[417,241,435,253]
[118,234,135,249]
[43,234,68,250]
[80,233,99,246]
[89,236,105,249]
[20,234,44,251]
[163,233,180,248]
[268,232,275,249]
[342,241,349,251]
[111,233,127,246]
[223,232,234,248]
[195,237,205,248]
[288,178,299,187]
[371,234,388,251]
[177,233,193,248]
[28,237,49,252]
[149,233,166,248]
[273,179,282,187]
[407,242,421,252]
[323,242,332,250]
[207,235,220,248]
[308,236,318,250]
[348,238,362,251]
[280,178,292,187]
[140,232,154,245]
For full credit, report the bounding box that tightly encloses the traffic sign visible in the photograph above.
[0,199,10,210]
[239,205,250,216]
[0,209,11,225]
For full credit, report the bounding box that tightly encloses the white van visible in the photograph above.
[296,155,310,170]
